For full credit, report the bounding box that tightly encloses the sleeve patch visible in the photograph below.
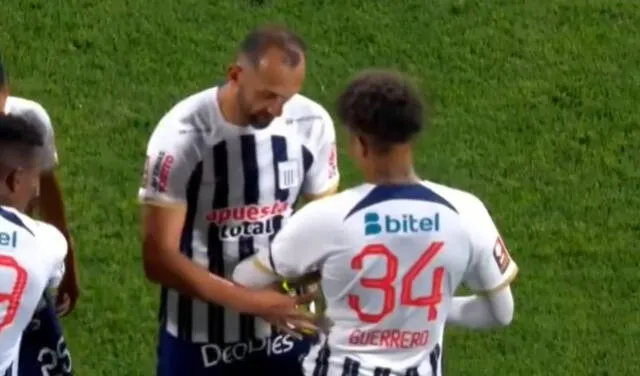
[150,152,175,193]
[493,237,511,274]
[328,142,338,180]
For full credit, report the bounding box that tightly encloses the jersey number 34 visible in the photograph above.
[348,242,444,323]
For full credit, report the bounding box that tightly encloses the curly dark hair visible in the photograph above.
[336,69,425,153]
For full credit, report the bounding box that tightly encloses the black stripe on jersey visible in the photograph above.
[301,145,313,175]
[239,135,259,342]
[267,135,289,333]
[288,146,313,213]
[271,136,290,211]
[176,162,203,340]
[270,136,305,296]
[334,345,440,376]
[429,343,441,376]
[3,362,12,376]
[267,136,290,275]
[373,367,392,376]
[312,338,331,376]
[207,141,228,344]
[341,357,360,376]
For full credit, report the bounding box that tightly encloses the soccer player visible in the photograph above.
[0,54,75,376]
[0,114,68,376]
[233,70,518,375]
[139,25,340,376]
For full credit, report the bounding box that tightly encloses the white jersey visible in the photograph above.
[0,206,67,375]
[254,181,518,376]
[138,87,339,345]
[4,96,58,170]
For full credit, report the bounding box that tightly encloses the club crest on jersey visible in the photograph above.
[277,160,300,190]
[493,237,511,274]
[206,201,289,239]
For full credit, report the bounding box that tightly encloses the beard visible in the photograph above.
[236,89,275,129]
[248,112,275,129]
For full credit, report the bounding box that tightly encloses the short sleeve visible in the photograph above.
[254,198,337,279]
[34,221,68,288]
[138,124,201,206]
[20,105,58,170]
[463,196,518,293]
[302,111,340,197]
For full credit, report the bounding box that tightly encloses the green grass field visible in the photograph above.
[2,0,640,374]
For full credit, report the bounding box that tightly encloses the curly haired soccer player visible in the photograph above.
[234,69,518,376]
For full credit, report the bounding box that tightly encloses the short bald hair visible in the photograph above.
[238,24,306,67]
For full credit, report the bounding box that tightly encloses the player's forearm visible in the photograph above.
[38,173,72,237]
[446,288,514,329]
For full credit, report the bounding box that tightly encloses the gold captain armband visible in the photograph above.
[281,280,327,335]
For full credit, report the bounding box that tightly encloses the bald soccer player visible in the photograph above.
[139,25,340,376]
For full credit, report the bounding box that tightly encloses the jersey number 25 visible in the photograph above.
[348,242,444,323]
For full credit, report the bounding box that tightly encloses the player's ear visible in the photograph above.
[357,135,369,158]
[5,168,21,194]
[227,64,243,83]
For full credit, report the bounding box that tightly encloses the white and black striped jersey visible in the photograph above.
[138,86,340,344]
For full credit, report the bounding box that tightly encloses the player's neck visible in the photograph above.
[0,194,16,210]
[217,84,250,127]
[365,149,419,185]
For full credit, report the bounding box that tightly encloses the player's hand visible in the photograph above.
[56,252,79,317]
[261,292,322,339]
[239,289,320,337]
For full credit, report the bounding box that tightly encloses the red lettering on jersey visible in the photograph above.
[206,201,289,224]
[348,329,429,349]
[157,154,175,192]
[0,256,28,332]
[328,142,337,180]
[493,237,511,274]
[348,242,445,324]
